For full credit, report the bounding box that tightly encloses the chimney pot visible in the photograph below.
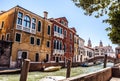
[44,11,48,19]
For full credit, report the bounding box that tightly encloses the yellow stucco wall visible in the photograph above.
[0,6,52,63]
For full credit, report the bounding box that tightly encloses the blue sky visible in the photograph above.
[0,0,117,50]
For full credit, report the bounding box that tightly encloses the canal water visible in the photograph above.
[0,63,113,81]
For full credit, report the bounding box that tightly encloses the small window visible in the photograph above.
[38,21,41,32]
[54,25,57,32]
[36,38,40,45]
[47,25,51,35]
[54,40,56,49]
[30,37,34,44]
[61,28,62,34]
[15,33,21,42]
[6,33,10,41]
[1,21,4,28]
[47,41,50,48]
[64,30,67,37]
[70,32,72,39]
[58,27,60,33]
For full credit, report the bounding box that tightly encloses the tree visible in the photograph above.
[72,0,120,44]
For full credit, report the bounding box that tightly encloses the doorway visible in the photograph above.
[35,53,39,62]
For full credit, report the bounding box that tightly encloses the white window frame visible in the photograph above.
[36,38,41,46]
[32,18,36,30]
[30,36,35,45]
[15,32,22,43]
[17,12,23,25]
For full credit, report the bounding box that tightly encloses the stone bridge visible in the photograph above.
[86,56,116,63]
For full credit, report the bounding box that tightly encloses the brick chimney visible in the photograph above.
[44,11,48,19]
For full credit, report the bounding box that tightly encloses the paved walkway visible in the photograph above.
[110,77,120,81]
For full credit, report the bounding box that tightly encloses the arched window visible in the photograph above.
[38,21,41,32]
[23,15,31,28]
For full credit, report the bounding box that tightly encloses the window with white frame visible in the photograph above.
[60,41,62,50]
[36,38,40,46]
[32,18,36,29]
[54,25,57,32]
[60,28,62,34]
[15,33,21,42]
[58,27,60,33]
[23,15,31,28]
[17,12,23,25]
[30,37,34,44]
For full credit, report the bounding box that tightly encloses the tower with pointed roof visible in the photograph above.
[99,40,103,47]
[88,38,92,47]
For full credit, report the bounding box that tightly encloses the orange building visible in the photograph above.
[0,5,52,67]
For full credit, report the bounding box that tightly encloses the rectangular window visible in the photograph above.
[17,12,23,25]
[36,38,40,45]
[15,33,21,42]
[30,37,34,44]
[47,25,51,35]
[1,21,4,28]
[32,18,36,29]
[54,25,57,32]
[70,33,72,39]
[47,41,50,48]
[6,33,10,41]
[61,28,62,34]
[38,21,41,32]
[58,27,60,33]
[64,30,67,37]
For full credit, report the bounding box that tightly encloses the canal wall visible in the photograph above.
[61,67,112,81]
[29,62,81,71]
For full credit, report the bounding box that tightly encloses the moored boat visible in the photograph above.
[44,66,61,72]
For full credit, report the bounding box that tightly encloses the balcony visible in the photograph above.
[23,27,30,33]
[16,25,22,30]
[31,29,36,34]
[54,32,64,39]
[53,49,64,55]
[16,25,36,34]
